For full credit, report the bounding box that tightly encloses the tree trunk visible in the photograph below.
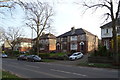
[112,19,119,64]
[11,46,14,51]
[36,37,39,55]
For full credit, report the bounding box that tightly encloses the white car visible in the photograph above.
[69,52,83,60]
[2,54,8,58]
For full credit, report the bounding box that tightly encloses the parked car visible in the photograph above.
[69,52,83,60]
[17,55,27,60]
[2,54,8,58]
[27,55,41,62]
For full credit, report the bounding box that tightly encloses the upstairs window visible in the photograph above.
[80,35,85,41]
[62,37,67,42]
[71,36,77,41]
[106,29,109,33]
[117,27,120,34]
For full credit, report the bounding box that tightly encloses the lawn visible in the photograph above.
[49,52,67,57]
[78,62,119,69]
[2,71,25,80]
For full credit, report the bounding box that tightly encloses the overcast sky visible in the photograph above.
[1,0,118,39]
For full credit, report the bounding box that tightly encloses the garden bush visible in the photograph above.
[90,45,113,58]
[5,50,19,56]
[39,53,50,58]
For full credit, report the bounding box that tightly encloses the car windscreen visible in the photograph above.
[20,55,26,57]
[72,54,78,56]
[34,56,40,59]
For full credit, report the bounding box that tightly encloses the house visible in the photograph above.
[37,33,56,52]
[14,38,32,52]
[3,40,12,51]
[56,27,98,54]
[100,18,120,50]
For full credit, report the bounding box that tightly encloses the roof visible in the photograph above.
[100,18,120,28]
[40,33,56,39]
[17,38,32,43]
[57,28,95,38]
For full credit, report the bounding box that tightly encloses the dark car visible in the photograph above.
[27,55,41,62]
[17,55,27,60]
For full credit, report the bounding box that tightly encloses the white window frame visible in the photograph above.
[104,40,109,50]
[70,43,77,50]
[71,36,77,41]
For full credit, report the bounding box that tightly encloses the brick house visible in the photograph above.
[14,38,32,52]
[3,40,12,51]
[56,27,98,54]
[100,18,120,51]
[38,33,56,52]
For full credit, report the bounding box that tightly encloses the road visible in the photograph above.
[2,58,119,79]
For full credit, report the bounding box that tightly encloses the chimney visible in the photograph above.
[71,27,75,34]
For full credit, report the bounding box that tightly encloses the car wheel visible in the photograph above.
[75,57,77,60]
[27,59,30,62]
[32,59,35,62]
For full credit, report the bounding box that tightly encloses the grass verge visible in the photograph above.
[49,53,67,57]
[2,71,25,80]
[77,62,119,69]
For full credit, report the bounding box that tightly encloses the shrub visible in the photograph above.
[70,50,76,54]
[12,51,19,54]
[5,50,19,56]
[90,45,113,57]
[48,53,69,60]
[39,53,50,58]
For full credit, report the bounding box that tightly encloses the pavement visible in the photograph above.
[2,58,118,79]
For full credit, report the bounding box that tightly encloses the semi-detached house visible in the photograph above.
[14,38,32,52]
[35,33,56,53]
[56,27,98,54]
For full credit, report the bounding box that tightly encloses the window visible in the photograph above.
[106,29,109,33]
[71,36,77,41]
[117,27,120,34]
[62,37,67,42]
[104,40,109,50]
[80,35,85,41]
[70,43,77,50]
[62,44,67,50]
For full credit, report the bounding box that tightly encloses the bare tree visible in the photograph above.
[2,27,24,51]
[19,1,54,54]
[80,0,120,64]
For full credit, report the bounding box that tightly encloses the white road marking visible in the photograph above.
[39,62,75,68]
[50,69,87,77]
[3,64,66,78]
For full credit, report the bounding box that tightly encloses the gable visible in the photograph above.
[100,18,120,28]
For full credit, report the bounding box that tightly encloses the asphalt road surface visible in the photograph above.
[2,58,119,79]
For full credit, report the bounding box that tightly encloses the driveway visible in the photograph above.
[51,54,88,66]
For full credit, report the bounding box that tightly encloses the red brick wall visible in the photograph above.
[19,47,31,52]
